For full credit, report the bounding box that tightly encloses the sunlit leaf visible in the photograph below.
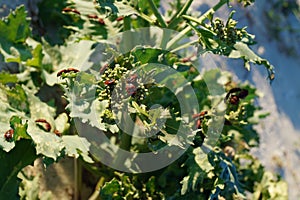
[62,135,93,163]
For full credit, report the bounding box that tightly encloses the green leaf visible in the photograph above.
[0,5,31,62]
[0,72,18,84]
[24,86,56,128]
[5,85,29,114]
[20,86,65,160]
[0,5,30,45]
[68,99,108,131]
[26,44,44,68]
[100,178,122,199]
[96,0,138,16]
[180,148,211,195]
[54,113,70,134]
[62,135,93,163]
[10,116,31,140]
[27,120,64,161]
[42,40,95,86]
[0,139,37,200]
[18,172,53,200]
[229,42,275,80]
[0,87,27,152]
[131,47,162,64]
[194,148,214,172]
[253,171,288,200]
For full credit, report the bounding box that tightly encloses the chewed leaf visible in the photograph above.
[0,73,18,84]
[0,5,31,62]
[26,44,44,68]
[27,121,64,160]
[69,99,108,131]
[0,5,30,44]
[24,86,56,130]
[10,116,31,140]
[229,42,275,81]
[62,135,93,163]
[100,178,121,198]
[54,113,70,134]
[0,137,15,152]
[96,0,138,16]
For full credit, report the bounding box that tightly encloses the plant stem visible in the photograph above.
[147,0,167,28]
[170,39,199,53]
[167,0,228,50]
[168,0,194,29]
[113,112,134,168]
[88,177,105,200]
[139,12,157,24]
[197,0,228,24]
[120,129,133,151]
[123,16,131,31]
[74,158,82,200]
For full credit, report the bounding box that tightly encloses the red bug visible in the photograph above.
[126,84,136,96]
[98,18,105,25]
[104,79,115,85]
[54,129,62,137]
[35,119,52,132]
[57,68,80,77]
[62,7,81,15]
[116,16,124,21]
[180,53,196,63]
[126,74,138,83]
[192,111,208,119]
[229,95,240,105]
[225,88,248,105]
[192,111,208,129]
[87,14,98,19]
[4,129,14,141]
[100,64,109,74]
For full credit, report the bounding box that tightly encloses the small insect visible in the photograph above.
[225,88,248,105]
[116,16,124,21]
[98,18,105,25]
[229,95,240,105]
[99,64,109,74]
[180,53,196,63]
[54,130,62,137]
[87,14,98,19]
[35,119,51,132]
[57,68,80,77]
[4,129,14,141]
[104,79,115,85]
[126,83,136,96]
[126,74,138,83]
[192,111,208,119]
[62,7,81,15]
[192,111,208,129]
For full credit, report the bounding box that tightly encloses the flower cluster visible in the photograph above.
[212,17,247,46]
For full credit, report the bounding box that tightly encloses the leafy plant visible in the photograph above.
[0,0,287,199]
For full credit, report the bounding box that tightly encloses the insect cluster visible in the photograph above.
[225,88,248,105]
